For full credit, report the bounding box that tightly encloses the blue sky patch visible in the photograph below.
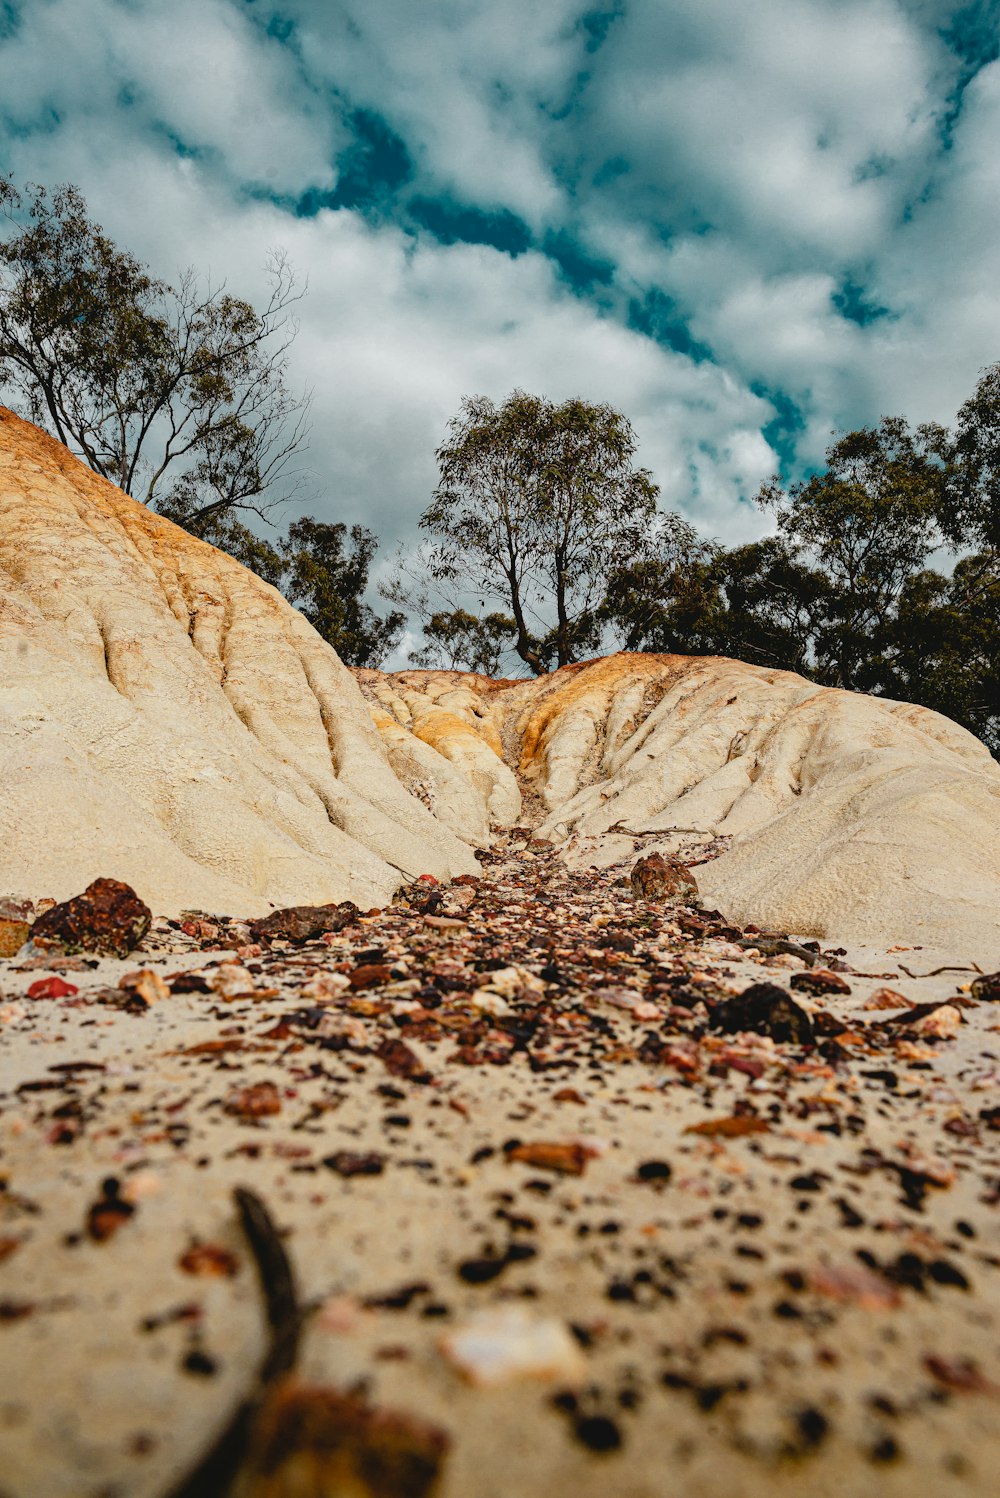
[408,197,532,255]
[753,384,809,482]
[542,229,614,291]
[0,2,19,42]
[627,289,712,363]
[832,278,892,327]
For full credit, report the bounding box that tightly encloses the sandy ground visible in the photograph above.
[1,838,1000,1498]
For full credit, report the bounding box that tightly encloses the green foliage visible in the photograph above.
[604,408,999,754]
[889,554,1000,753]
[0,174,309,530]
[280,518,404,668]
[408,608,517,675]
[944,362,1000,552]
[418,390,660,673]
[755,417,950,690]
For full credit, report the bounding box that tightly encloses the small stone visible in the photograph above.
[908,1003,962,1039]
[223,1081,282,1119]
[26,976,78,1000]
[249,902,358,943]
[636,1159,673,1182]
[0,896,33,922]
[324,1151,385,1177]
[377,1037,430,1082]
[31,878,151,959]
[573,1414,622,1453]
[440,1305,586,1387]
[790,968,851,996]
[864,988,909,1009]
[971,972,1000,1002]
[0,918,29,958]
[507,1141,590,1176]
[179,1243,240,1277]
[120,969,170,1005]
[712,982,815,1044]
[350,963,393,989]
[86,1178,135,1242]
[630,853,698,902]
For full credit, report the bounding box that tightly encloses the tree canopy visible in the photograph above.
[602,404,999,753]
[414,391,660,673]
[0,175,309,536]
[280,519,404,669]
[406,375,1000,755]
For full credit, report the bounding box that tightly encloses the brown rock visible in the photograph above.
[245,1381,449,1498]
[324,1151,386,1177]
[249,902,359,943]
[0,896,33,921]
[224,1082,282,1119]
[507,1141,589,1175]
[630,853,698,902]
[119,969,170,1006]
[712,982,815,1044]
[179,1242,240,1278]
[86,1179,135,1242]
[31,878,151,958]
[864,987,909,1009]
[377,1037,430,1082]
[0,918,29,958]
[350,963,394,989]
[971,971,1000,1002]
[790,967,852,996]
[686,1116,771,1138]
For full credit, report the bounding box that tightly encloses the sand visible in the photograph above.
[2,838,999,1498]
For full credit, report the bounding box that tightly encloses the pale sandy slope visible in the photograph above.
[358,654,1000,965]
[3,405,999,959]
[0,408,478,914]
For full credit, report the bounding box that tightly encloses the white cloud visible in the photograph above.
[1,0,999,577]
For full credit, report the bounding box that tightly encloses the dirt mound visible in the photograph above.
[0,408,478,915]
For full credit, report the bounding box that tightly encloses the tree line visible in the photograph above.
[2,176,998,753]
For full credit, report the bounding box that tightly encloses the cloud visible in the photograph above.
[1,0,999,583]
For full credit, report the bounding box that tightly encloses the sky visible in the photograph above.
[1,0,1000,605]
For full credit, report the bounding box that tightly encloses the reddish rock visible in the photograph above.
[31,878,151,958]
[249,902,359,943]
[507,1141,589,1176]
[26,976,79,1000]
[350,963,393,989]
[377,1037,429,1082]
[179,1242,240,1278]
[0,896,33,921]
[223,1081,282,1119]
[86,1179,135,1242]
[630,853,698,902]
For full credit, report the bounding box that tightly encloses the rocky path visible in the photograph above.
[1,835,1000,1497]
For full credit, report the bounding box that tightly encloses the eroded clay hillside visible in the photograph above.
[0,408,479,914]
[356,652,1000,961]
[3,404,1000,960]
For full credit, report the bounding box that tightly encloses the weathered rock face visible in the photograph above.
[360,654,1000,963]
[5,405,1000,959]
[0,408,479,915]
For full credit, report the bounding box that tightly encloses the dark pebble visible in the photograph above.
[574,1414,623,1453]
